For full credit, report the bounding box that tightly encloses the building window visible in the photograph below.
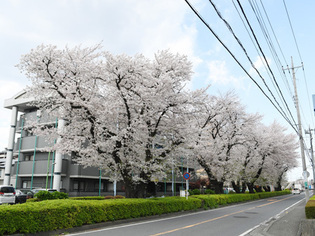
[22,181,31,188]
[73,180,85,192]
[24,155,33,161]
[73,181,79,191]
[94,181,105,191]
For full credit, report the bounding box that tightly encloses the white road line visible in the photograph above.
[238,197,306,236]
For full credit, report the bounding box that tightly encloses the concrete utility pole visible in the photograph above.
[286,57,309,202]
[305,128,315,190]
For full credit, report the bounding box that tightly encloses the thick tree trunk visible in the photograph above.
[124,181,147,198]
[231,180,241,193]
[210,178,224,194]
[263,186,271,192]
[275,172,285,191]
[246,183,255,193]
[254,185,263,192]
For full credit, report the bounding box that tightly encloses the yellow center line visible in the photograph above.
[150,195,295,236]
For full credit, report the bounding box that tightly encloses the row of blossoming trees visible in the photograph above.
[18,45,298,197]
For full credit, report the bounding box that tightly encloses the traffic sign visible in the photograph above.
[183,172,191,180]
[303,171,310,178]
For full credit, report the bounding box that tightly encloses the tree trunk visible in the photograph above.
[241,182,247,193]
[210,178,224,194]
[274,172,284,191]
[124,181,147,198]
[231,180,241,193]
[246,182,255,193]
[263,186,271,192]
[254,185,263,192]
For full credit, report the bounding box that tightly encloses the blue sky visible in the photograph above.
[1,0,314,181]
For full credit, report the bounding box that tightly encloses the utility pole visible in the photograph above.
[284,57,309,202]
[305,128,315,190]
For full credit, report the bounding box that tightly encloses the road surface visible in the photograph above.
[67,193,305,236]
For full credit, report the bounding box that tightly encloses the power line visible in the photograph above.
[184,0,298,133]
[234,0,298,131]
[209,0,296,131]
[282,0,303,62]
[246,0,296,125]
[251,0,293,96]
[282,0,315,128]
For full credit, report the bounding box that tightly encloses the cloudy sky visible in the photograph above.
[1,0,315,181]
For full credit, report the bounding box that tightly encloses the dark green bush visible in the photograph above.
[51,191,68,199]
[205,189,215,194]
[192,189,201,195]
[34,191,69,201]
[34,191,54,200]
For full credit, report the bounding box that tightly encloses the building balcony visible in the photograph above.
[14,136,54,152]
[13,159,68,177]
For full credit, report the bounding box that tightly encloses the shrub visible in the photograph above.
[205,189,215,194]
[34,191,69,201]
[34,191,54,201]
[51,191,68,199]
[192,189,201,195]
[305,199,315,219]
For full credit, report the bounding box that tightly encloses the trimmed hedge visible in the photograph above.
[0,197,201,235]
[305,195,315,219]
[193,190,291,209]
[0,191,290,235]
[69,196,106,200]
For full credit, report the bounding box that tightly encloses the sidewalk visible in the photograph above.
[245,198,306,236]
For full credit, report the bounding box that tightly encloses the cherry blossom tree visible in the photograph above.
[188,92,259,193]
[236,121,298,193]
[18,44,194,198]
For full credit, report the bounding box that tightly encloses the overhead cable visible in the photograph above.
[184,0,298,134]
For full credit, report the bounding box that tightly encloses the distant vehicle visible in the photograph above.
[15,190,27,204]
[294,184,302,190]
[292,188,301,194]
[0,185,16,205]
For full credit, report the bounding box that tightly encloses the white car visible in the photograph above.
[0,185,16,204]
[292,188,301,194]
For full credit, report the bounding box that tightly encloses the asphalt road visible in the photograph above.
[67,193,305,236]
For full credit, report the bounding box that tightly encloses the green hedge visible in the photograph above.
[193,190,291,209]
[0,197,201,235]
[305,195,315,219]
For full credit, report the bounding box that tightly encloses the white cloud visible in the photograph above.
[206,60,246,90]
[0,80,25,150]
[249,56,272,76]
[0,0,203,150]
